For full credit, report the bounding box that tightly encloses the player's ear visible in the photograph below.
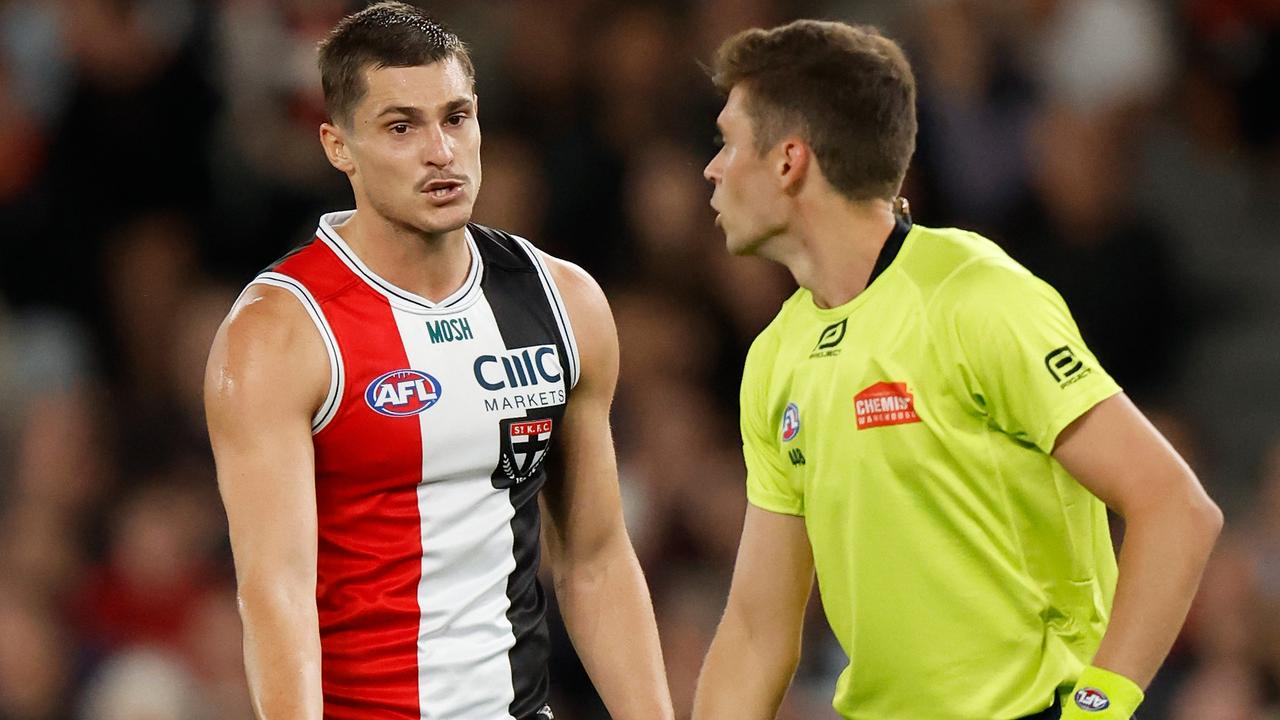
[777,137,810,195]
[320,122,355,174]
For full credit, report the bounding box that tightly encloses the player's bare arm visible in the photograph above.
[538,254,675,720]
[205,285,328,720]
[1052,393,1222,688]
[692,505,814,720]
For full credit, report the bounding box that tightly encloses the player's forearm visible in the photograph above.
[555,534,674,720]
[1091,489,1222,687]
[238,582,325,720]
[692,607,799,720]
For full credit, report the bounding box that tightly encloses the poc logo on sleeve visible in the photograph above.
[1044,346,1093,388]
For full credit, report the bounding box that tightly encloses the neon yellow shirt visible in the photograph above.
[741,222,1122,719]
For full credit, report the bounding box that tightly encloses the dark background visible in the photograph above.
[0,0,1277,718]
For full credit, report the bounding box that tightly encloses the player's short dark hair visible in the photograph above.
[318,1,475,127]
[711,20,917,202]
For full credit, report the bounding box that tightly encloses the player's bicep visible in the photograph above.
[205,286,328,587]
[539,256,625,565]
[723,505,814,636]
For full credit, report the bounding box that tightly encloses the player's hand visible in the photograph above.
[1059,665,1144,719]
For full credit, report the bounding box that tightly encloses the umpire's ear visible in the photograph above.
[776,137,812,197]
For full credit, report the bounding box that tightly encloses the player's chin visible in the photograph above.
[416,202,474,235]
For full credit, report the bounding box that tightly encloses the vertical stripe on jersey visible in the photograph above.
[510,236,581,389]
[392,297,519,720]
[478,258,564,719]
[310,290,424,719]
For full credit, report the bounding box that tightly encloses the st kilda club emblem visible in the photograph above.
[492,414,555,488]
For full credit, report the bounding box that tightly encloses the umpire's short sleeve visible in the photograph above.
[941,258,1122,454]
[740,331,805,516]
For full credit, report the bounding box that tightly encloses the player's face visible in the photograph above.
[703,86,787,256]
[341,58,481,236]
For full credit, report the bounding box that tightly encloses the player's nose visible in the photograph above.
[421,125,455,167]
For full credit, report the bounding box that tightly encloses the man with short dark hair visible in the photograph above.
[205,4,673,719]
[692,20,1221,720]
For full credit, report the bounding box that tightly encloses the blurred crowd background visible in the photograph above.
[0,0,1278,718]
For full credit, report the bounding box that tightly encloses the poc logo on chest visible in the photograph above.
[474,345,562,391]
[365,369,443,417]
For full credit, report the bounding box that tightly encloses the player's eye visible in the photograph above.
[390,123,411,135]
[445,113,467,127]
[712,132,725,148]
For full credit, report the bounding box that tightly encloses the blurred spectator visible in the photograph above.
[909,0,1036,230]
[1035,0,1174,114]
[179,587,253,719]
[72,476,223,655]
[0,588,73,720]
[211,0,351,273]
[78,648,209,720]
[1169,660,1273,720]
[1002,103,1187,403]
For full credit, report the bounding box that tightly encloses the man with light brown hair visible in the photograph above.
[693,19,1220,720]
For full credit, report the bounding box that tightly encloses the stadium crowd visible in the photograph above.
[0,0,1277,717]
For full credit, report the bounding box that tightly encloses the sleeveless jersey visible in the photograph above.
[246,211,578,720]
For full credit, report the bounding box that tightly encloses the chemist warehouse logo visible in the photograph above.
[854,381,921,430]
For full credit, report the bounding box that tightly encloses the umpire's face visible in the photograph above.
[704,85,789,257]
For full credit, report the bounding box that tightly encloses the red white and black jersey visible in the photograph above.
[245,211,578,720]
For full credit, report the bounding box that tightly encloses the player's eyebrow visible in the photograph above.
[376,105,425,121]
[440,97,474,116]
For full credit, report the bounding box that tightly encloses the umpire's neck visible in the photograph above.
[772,192,897,310]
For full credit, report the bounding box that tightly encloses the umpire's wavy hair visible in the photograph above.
[711,20,917,202]
[318,1,475,127]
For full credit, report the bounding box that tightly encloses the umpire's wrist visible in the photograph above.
[1060,665,1144,719]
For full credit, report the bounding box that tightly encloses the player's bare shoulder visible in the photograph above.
[537,251,618,389]
[204,283,331,429]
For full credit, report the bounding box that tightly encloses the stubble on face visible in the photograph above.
[346,58,481,239]
[707,86,784,258]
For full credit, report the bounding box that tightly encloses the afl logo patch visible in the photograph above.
[780,403,801,442]
[365,369,442,417]
[1074,688,1110,712]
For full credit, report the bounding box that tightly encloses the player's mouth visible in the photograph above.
[422,179,465,205]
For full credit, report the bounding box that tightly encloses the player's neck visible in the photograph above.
[778,197,896,310]
[332,210,472,303]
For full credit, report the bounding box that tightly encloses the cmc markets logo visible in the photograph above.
[474,345,562,391]
[1044,345,1092,388]
[854,381,921,430]
[810,318,848,358]
[1073,687,1110,712]
[365,369,442,417]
